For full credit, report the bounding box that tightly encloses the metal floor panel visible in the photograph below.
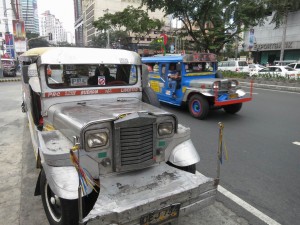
[84,163,216,224]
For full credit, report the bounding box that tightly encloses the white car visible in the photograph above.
[287,62,300,71]
[249,64,266,76]
[257,66,300,79]
[218,60,249,72]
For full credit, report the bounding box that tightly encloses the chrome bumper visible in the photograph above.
[84,163,217,225]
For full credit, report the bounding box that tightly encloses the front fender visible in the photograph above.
[42,163,93,200]
[168,139,200,167]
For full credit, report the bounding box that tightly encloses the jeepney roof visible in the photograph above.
[142,53,217,63]
[19,47,142,65]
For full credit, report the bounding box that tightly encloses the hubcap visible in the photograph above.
[192,100,201,114]
[45,182,62,222]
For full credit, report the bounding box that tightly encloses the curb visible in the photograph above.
[240,81,300,93]
[0,77,21,82]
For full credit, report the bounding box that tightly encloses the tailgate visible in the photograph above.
[84,163,217,225]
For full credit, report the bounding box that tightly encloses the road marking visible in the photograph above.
[218,185,281,225]
[292,141,300,146]
[246,92,258,94]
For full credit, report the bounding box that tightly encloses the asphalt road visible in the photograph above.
[160,87,300,225]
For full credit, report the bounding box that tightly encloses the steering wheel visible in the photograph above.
[107,80,127,85]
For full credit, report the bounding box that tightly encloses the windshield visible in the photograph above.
[46,64,138,88]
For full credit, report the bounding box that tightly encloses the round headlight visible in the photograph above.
[158,122,173,136]
[87,132,108,148]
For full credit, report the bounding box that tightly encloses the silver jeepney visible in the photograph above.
[20,47,217,225]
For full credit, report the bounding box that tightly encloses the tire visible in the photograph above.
[223,103,243,114]
[188,94,209,120]
[216,71,223,78]
[167,161,196,174]
[142,86,160,108]
[40,169,99,225]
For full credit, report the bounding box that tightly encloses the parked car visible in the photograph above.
[257,66,300,79]
[218,60,249,73]
[287,61,300,71]
[1,58,17,77]
[249,64,266,76]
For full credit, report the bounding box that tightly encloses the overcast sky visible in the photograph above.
[37,0,75,33]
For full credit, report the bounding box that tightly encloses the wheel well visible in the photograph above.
[186,92,214,105]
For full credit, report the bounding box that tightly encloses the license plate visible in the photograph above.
[140,203,180,225]
[229,93,238,99]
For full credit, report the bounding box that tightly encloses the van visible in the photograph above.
[218,60,249,73]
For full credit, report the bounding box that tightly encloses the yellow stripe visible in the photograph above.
[185,72,213,76]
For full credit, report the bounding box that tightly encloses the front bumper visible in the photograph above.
[84,163,216,225]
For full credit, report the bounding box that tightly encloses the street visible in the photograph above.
[160,87,300,225]
[0,81,299,225]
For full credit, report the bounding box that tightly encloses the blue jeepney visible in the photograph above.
[142,53,253,119]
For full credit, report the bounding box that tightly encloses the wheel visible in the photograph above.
[167,161,196,174]
[142,86,160,108]
[216,71,223,78]
[188,94,209,120]
[40,169,99,225]
[223,103,243,114]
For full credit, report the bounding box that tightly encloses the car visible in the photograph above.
[218,60,249,73]
[142,53,253,120]
[1,58,17,77]
[19,47,216,225]
[257,65,300,79]
[249,64,266,76]
[287,62,300,71]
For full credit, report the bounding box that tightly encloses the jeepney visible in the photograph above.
[19,47,217,225]
[142,53,253,120]
[1,58,17,77]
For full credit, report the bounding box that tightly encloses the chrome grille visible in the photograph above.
[120,124,153,165]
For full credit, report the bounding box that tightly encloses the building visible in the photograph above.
[244,10,300,65]
[78,0,169,53]
[74,0,84,47]
[39,10,68,44]
[20,0,39,34]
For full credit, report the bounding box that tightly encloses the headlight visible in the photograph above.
[229,80,239,88]
[158,122,173,136]
[213,81,220,89]
[87,132,108,148]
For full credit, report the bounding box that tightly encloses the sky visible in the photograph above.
[37,0,75,35]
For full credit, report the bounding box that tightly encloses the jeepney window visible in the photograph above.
[46,64,138,88]
[185,62,213,73]
[161,64,167,80]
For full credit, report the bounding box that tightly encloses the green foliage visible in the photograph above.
[93,6,164,42]
[141,0,269,54]
[56,42,74,47]
[26,32,49,49]
[89,30,130,49]
[267,0,300,28]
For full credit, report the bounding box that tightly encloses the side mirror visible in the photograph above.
[21,65,29,84]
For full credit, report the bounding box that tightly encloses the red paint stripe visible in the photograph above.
[44,87,141,98]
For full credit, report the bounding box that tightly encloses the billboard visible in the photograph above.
[12,20,27,53]
[5,33,15,58]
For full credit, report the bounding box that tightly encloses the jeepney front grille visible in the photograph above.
[114,113,156,172]
[120,124,153,166]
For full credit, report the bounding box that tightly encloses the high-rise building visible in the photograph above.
[74,0,84,47]
[39,10,68,44]
[79,0,168,50]
[20,0,39,34]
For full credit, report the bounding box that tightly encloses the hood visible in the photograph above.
[46,98,170,142]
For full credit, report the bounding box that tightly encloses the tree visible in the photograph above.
[89,30,131,49]
[26,32,49,49]
[93,6,164,46]
[141,0,268,54]
[267,0,300,61]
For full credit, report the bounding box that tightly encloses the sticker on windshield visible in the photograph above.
[70,78,88,86]
[98,76,106,85]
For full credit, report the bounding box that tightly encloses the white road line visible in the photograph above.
[292,141,300,146]
[218,185,281,225]
[246,92,258,94]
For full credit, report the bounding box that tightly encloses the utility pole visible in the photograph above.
[103,9,110,48]
[279,11,288,62]
[3,0,9,33]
